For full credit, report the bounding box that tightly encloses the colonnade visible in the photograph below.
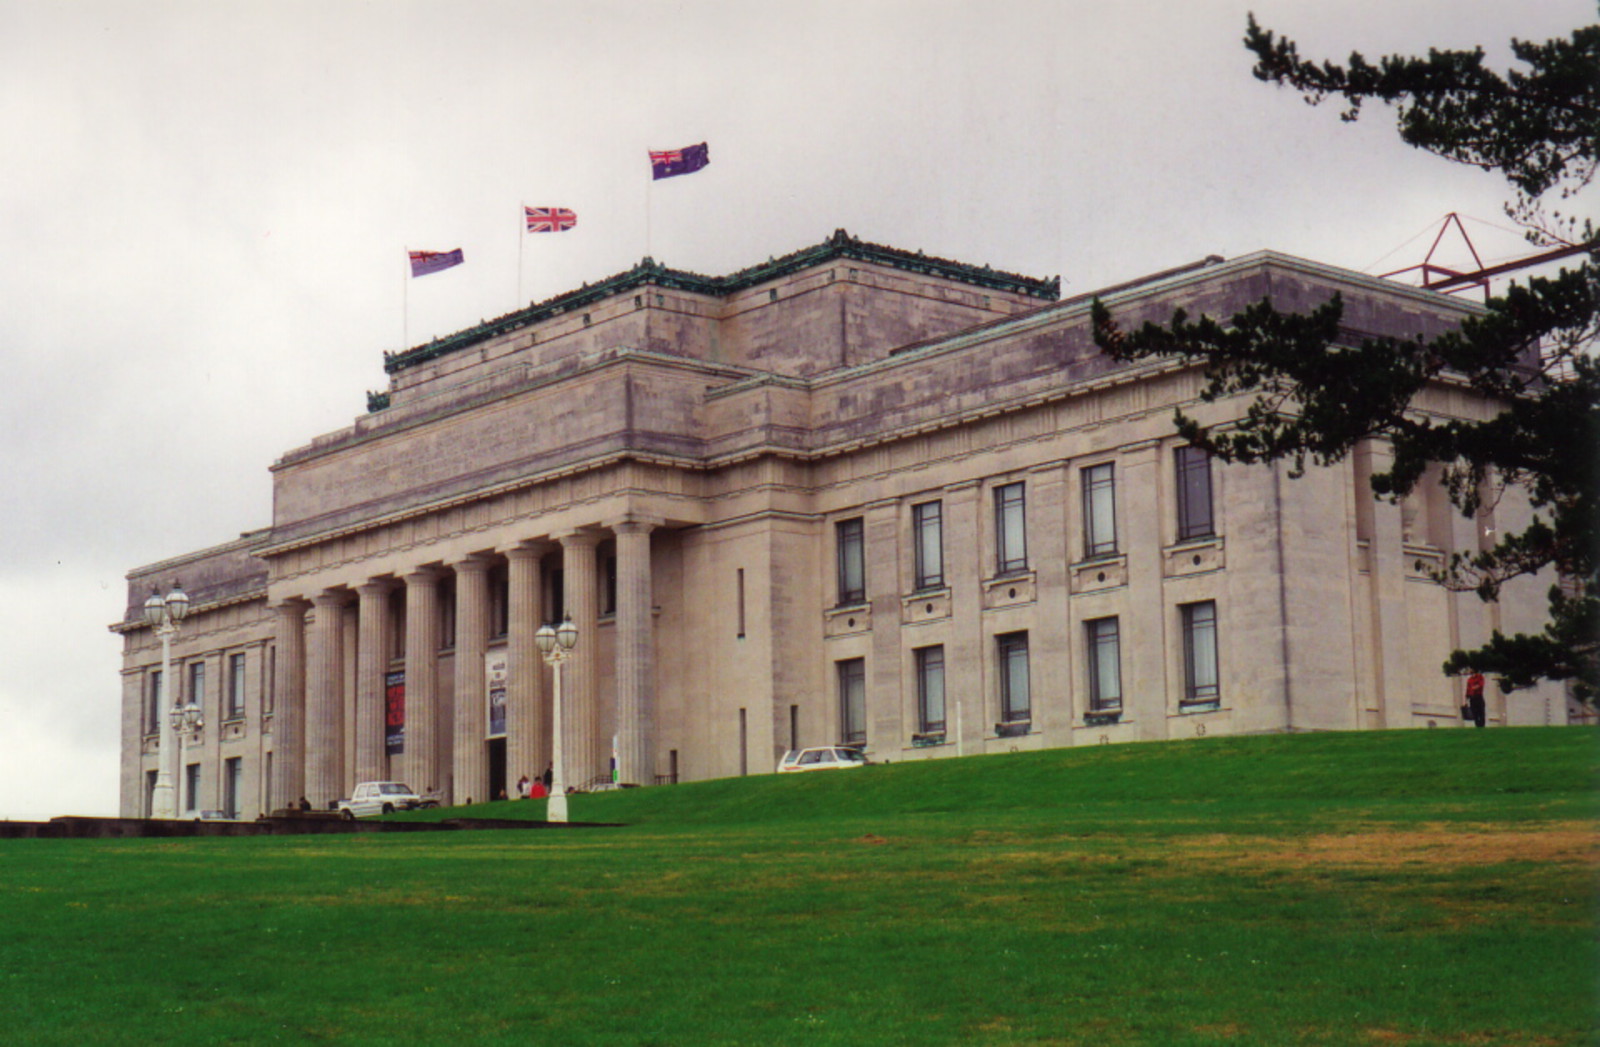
[268,522,656,809]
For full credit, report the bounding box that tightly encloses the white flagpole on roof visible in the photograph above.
[517,205,526,309]
[402,246,409,354]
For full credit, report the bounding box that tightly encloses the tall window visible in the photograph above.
[1181,601,1220,707]
[1176,447,1215,541]
[995,483,1028,575]
[1083,463,1117,558]
[184,763,201,814]
[997,632,1031,723]
[912,501,944,590]
[223,756,242,820]
[265,646,276,715]
[145,670,163,733]
[1086,617,1122,712]
[601,552,618,616]
[915,645,946,734]
[227,653,246,720]
[838,659,867,745]
[836,518,865,606]
[188,661,206,712]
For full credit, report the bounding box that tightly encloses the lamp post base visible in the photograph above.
[151,780,177,820]
[547,789,568,823]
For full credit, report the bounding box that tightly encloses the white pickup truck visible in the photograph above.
[336,782,439,819]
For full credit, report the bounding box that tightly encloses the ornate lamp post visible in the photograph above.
[534,617,578,823]
[142,581,191,819]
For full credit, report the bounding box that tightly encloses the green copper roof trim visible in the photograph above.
[382,229,1060,375]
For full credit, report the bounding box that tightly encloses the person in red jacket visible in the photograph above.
[1464,673,1487,729]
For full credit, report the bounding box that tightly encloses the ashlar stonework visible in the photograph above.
[112,231,1565,818]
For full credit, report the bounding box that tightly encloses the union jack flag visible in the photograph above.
[650,141,710,180]
[408,248,464,277]
[525,206,577,233]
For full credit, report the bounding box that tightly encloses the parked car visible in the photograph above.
[776,746,869,773]
[336,782,438,818]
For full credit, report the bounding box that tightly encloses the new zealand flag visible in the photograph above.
[650,142,710,180]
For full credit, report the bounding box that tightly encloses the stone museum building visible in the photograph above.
[112,230,1564,818]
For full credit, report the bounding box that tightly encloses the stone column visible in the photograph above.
[614,519,656,786]
[305,592,345,807]
[506,543,547,791]
[403,568,443,796]
[560,531,601,788]
[355,580,392,783]
[269,600,308,811]
[451,556,492,805]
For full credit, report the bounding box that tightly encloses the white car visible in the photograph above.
[336,781,438,818]
[776,746,869,773]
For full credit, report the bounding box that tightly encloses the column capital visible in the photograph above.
[273,598,311,616]
[607,515,663,536]
[404,565,447,585]
[555,529,603,550]
[355,578,394,598]
[310,590,346,610]
[505,540,555,562]
[450,553,495,575]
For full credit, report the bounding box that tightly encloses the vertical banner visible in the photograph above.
[385,670,405,755]
[486,649,508,738]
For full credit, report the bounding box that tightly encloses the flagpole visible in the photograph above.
[517,204,526,309]
[402,246,409,354]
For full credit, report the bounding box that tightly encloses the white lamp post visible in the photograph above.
[534,617,578,823]
[142,581,191,819]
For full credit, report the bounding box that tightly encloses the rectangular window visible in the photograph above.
[836,518,865,605]
[440,587,457,649]
[491,564,510,638]
[997,632,1031,723]
[1176,447,1215,541]
[912,501,943,590]
[601,553,618,616]
[265,646,276,715]
[227,653,246,720]
[1083,462,1117,558]
[737,568,747,638]
[223,756,242,820]
[1086,617,1123,712]
[995,482,1028,575]
[838,658,867,745]
[184,763,201,814]
[915,645,946,734]
[187,661,205,712]
[1182,601,1220,708]
[146,670,163,733]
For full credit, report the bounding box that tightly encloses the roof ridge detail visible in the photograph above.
[382,230,1059,376]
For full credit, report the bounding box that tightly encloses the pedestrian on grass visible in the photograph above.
[516,774,530,799]
[542,764,553,790]
[1464,672,1487,729]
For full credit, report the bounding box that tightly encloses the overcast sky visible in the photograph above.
[1,0,1590,820]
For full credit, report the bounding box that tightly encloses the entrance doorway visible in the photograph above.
[488,738,507,801]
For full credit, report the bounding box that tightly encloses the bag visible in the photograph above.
[1461,703,1472,719]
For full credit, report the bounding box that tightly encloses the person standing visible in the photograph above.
[516,774,531,799]
[1464,672,1487,729]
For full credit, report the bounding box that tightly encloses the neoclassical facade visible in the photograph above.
[114,231,1565,818]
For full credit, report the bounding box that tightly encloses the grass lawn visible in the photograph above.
[3,728,1595,1045]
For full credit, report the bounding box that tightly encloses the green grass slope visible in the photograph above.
[4,728,1595,1047]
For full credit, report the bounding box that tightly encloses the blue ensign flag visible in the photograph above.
[650,142,710,180]
[409,248,464,277]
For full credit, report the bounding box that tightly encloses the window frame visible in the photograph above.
[1082,462,1118,559]
[835,518,866,607]
[1175,446,1215,542]
[145,669,163,734]
[994,482,1028,575]
[1086,617,1123,713]
[837,658,867,746]
[996,631,1031,723]
[914,645,946,735]
[1181,601,1221,708]
[187,660,206,712]
[911,500,944,591]
[226,652,247,720]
